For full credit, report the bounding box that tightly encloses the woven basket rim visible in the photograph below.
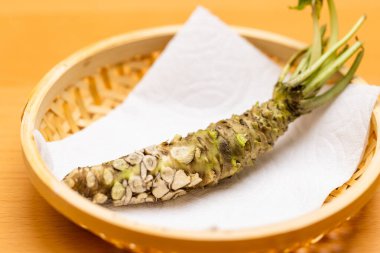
[20,25,380,246]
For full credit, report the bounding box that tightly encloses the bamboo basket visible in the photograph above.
[20,26,380,253]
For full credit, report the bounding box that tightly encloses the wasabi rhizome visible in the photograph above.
[64,0,366,207]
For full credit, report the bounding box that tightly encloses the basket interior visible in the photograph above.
[39,51,159,141]
[35,40,377,251]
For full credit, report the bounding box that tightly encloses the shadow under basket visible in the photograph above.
[21,26,380,253]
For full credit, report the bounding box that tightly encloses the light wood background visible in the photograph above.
[1,0,380,252]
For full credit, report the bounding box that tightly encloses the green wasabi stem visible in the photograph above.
[327,0,339,49]
[302,41,363,97]
[319,24,327,43]
[290,25,326,80]
[310,1,323,64]
[278,47,308,83]
[274,0,365,116]
[300,49,364,112]
[285,15,366,88]
[290,0,323,65]
[63,0,366,207]
[290,48,311,79]
[317,0,339,72]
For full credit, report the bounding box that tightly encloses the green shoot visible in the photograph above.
[285,15,366,88]
[300,50,364,111]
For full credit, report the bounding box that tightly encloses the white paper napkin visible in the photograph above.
[35,6,380,230]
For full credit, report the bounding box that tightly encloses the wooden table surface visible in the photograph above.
[1,0,380,252]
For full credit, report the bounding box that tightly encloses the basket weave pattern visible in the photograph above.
[39,52,159,141]
[38,52,376,253]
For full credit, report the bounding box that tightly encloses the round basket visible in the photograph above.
[20,26,380,253]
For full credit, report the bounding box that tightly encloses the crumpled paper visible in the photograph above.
[34,6,380,230]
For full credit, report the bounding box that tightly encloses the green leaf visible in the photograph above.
[313,0,323,18]
[291,0,323,18]
[290,0,312,10]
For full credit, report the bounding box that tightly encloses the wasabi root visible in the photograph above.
[63,0,365,207]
